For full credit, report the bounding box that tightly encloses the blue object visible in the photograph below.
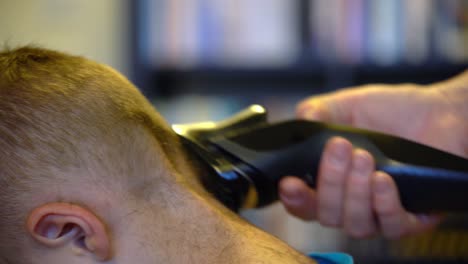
[309,252,354,264]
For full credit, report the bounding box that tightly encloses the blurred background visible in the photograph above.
[1,0,467,263]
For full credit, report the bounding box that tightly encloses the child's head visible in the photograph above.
[0,47,314,263]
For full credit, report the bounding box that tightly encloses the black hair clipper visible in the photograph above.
[172,105,468,213]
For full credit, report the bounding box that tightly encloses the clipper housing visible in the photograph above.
[173,105,468,213]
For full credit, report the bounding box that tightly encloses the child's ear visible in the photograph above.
[26,202,111,261]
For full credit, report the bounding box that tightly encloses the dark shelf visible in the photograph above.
[130,0,468,98]
[140,63,467,97]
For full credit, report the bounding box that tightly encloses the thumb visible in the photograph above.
[296,92,356,124]
[296,98,331,121]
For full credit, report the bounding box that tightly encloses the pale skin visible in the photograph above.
[22,66,316,264]
[279,70,468,239]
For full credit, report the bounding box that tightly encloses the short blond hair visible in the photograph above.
[0,47,184,260]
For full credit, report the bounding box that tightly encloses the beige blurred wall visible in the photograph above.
[0,0,130,75]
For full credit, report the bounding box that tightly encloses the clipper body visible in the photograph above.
[173,105,468,213]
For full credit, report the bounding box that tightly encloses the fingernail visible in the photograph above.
[329,139,349,166]
[417,214,440,224]
[298,101,323,120]
[373,172,389,193]
[280,186,302,205]
[303,108,321,120]
[280,193,303,206]
[352,149,372,175]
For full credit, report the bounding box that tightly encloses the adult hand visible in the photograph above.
[279,70,468,239]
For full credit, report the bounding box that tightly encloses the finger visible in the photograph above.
[296,91,359,124]
[399,213,443,239]
[372,172,441,239]
[410,214,444,234]
[317,137,353,227]
[279,176,317,220]
[296,97,331,121]
[343,149,376,238]
[372,171,407,239]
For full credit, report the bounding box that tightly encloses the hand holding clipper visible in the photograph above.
[173,105,468,213]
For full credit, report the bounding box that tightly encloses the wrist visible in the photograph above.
[428,70,468,120]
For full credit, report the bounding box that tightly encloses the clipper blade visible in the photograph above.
[172,105,268,211]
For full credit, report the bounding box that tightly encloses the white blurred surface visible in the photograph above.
[0,0,129,75]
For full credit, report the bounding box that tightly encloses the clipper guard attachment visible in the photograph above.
[173,105,468,213]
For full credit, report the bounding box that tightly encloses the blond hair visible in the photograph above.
[0,47,184,260]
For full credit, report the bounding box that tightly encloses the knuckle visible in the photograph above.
[319,168,346,186]
[318,213,341,227]
[384,229,406,240]
[374,196,400,217]
[347,227,375,239]
[347,188,371,202]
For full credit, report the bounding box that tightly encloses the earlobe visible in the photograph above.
[27,202,111,261]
